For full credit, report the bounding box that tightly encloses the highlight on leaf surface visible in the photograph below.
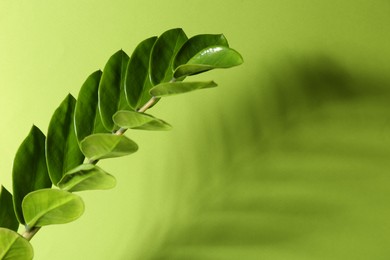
[0,186,19,232]
[12,125,52,225]
[173,34,229,70]
[173,46,243,78]
[150,81,218,97]
[22,189,84,228]
[46,94,85,185]
[0,228,33,260]
[58,164,116,192]
[80,133,138,161]
[113,110,172,130]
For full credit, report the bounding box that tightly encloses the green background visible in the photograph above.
[1,1,390,259]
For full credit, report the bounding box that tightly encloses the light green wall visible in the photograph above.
[1,1,390,259]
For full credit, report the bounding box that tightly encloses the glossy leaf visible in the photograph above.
[0,228,33,260]
[58,164,116,192]
[0,186,19,231]
[80,133,138,161]
[22,189,84,228]
[113,110,172,130]
[150,28,188,85]
[99,50,130,131]
[46,94,85,185]
[125,37,157,110]
[75,70,109,143]
[12,125,51,225]
[150,81,218,97]
[173,34,229,71]
[173,46,243,78]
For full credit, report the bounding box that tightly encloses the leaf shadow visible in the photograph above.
[135,54,390,260]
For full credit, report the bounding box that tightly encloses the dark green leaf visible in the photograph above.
[80,133,138,161]
[22,189,84,228]
[12,125,51,225]
[125,37,157,110]
[173,46,244,78]
[150,28,188,85]
[46,94,85,185]
[0,228,33,260]
[58,164,116,192]
[113,110,172,130]
[74,70,109,143]
[173,34,229,72]
[149,81,218,97]
[0,186,19,231]
[99,50,130,131]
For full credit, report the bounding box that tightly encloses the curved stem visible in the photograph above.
[86,95,158,166]
[22,89,165,241]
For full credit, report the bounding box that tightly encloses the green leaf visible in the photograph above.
[99,50,130,131]
[173,34,229,71]
[75,70,109,143]
[173,46,243,78]
[0,228,33,260]
[58,164,116,192]
[113,110,172,130]
[46,94,85,185]
[22,189,84,228]
[12,125,52,225]
[125,37,157,110]
[0,186,19,231]
[150,28,188,85]
[80,133,138,161]
[149,81,218,97]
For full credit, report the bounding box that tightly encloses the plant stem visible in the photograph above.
[22,227,41,241]
[22,94,160,239]
[115,95,159,135]
[137,96,158,113]
[87,95,158,164]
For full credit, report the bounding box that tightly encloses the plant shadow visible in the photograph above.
[134,54,390,260]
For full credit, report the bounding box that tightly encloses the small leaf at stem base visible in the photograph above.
[113,110,172,130]
[58,164,116,192]
[149,81,218,97]
[80,133,138,161]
